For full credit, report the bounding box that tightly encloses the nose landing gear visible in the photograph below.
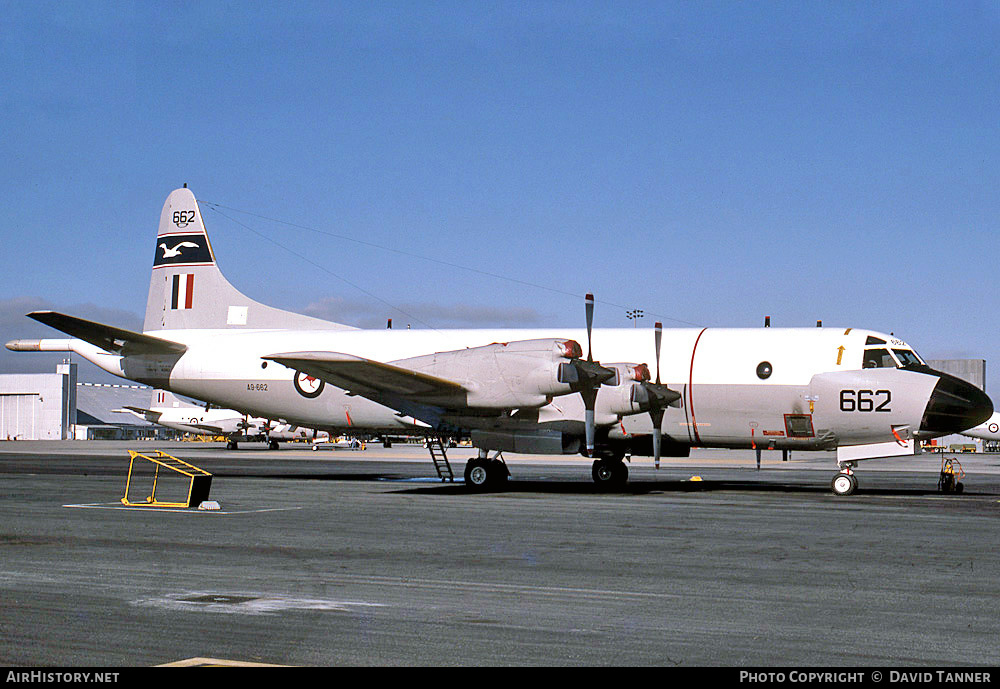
[831,464,858,496]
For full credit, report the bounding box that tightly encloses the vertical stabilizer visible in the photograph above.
[150,389,192,409]
[144,188,354,333]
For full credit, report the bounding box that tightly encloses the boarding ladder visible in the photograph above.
[427,437,454,482]
[122,450,213,508]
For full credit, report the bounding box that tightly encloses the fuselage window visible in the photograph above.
[863,348,896,368]
[892,349,923,367]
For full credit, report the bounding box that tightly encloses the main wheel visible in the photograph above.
[831,472,857,496]
[592,458,628,489]
[464,458,492,491]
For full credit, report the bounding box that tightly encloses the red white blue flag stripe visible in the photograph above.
[171,274,194,310]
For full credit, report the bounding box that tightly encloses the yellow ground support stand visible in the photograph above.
[938,456,966,494]
[122,450,213,508]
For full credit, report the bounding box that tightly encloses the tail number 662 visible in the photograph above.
[840,389,891,412]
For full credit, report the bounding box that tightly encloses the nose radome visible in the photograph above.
[920,370,994,435]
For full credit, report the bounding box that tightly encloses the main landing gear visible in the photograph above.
[831,464,858,496]
[591,454,629,490]
[462,452,631,491]
[463,452,510,491]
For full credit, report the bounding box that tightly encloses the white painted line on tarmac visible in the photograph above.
[62,502,303,515]
[377,477,464,483]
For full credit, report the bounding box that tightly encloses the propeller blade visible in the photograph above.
[654,321,662,385]
[650,407,664,469]
[578,293,614,456]
[646,322,675,469]
[585,407,596,456]
[585,293,595,362]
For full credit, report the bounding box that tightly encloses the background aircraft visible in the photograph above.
[8,188,992,495]
[959,411,1000,444]
[114,389,329,450]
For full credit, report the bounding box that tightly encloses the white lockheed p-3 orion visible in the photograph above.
[7,188,992,495]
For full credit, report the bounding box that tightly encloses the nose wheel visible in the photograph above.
[831,467,858,496]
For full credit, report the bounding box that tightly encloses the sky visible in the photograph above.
[2,2,999,388]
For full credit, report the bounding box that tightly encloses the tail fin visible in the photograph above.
[150,389,199,409]
[144,187,355,332]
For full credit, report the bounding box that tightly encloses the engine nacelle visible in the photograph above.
[396,338,583,409]
[596,363,651,417]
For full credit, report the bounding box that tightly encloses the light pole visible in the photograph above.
[626,309,644,327]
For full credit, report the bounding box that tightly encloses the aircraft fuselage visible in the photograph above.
[115,325,948,454]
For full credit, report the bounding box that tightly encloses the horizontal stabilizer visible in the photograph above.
[264,351,467,401]
[113,406,161,424]
[28,311,187,355]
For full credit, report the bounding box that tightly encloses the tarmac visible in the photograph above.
[1,440,998,667]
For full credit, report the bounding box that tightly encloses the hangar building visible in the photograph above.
[0,362,77,440]
[0,362,172,440]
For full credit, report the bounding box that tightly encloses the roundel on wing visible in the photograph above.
[293,371,325,398]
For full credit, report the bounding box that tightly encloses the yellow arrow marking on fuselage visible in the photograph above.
[836,345,846,365]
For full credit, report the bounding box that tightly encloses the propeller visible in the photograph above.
[558,294,616,456]
[635,321,681,468]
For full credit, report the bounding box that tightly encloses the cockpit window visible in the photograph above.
[865,336,887,346]
[893,349,922,367]
[863,348,896,368]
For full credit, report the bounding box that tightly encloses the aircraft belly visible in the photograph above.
[169,377,413,432]
[682,383,814,447]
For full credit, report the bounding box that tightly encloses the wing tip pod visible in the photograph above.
[5,339,43,351]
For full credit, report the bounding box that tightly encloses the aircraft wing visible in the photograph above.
[264,351,467,404]
[28,311,187,355]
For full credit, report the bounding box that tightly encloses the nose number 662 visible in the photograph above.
[839,389,891,412]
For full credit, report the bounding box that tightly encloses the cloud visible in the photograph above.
[0,296,142,379]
